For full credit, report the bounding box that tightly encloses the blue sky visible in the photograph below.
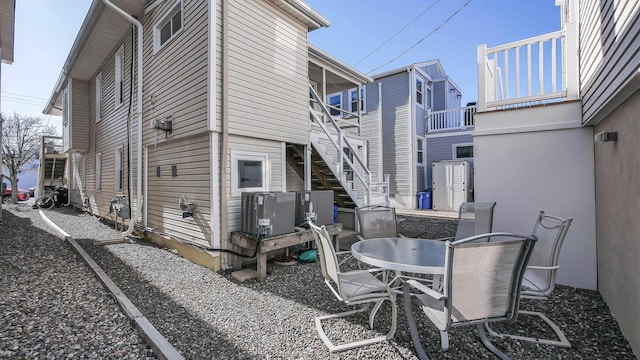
[1,0,561,130]
[305,0,562,105]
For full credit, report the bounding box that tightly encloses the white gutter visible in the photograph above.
[102,0,143,238]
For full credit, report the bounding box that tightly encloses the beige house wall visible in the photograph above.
[594,90,640,355]
[473,101,597,291]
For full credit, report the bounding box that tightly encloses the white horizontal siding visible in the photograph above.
[143,0,209,142]
[226,0,309,144]
[146,134,211,245]
[225,135,284,233]
[71,79,90,151]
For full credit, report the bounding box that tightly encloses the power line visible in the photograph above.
[3,95,45,104]
[366,0,474,75]
[353,0,440,67]
[1,91,48,101]
[2,98,46,108]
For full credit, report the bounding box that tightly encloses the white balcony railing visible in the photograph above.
[477,22,578,111]
[428,105,477,132]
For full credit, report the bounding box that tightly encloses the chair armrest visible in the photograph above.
[527,265,560,270]
[406,279,445,301]
[431,236,454,242]
[335,250,352,257]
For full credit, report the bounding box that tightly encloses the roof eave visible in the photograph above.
[270,0,330,31]
[43,0,144,115]
[0,0,16,64]
[309,44,373,84]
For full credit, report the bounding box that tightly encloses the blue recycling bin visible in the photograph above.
[417,191,432,210]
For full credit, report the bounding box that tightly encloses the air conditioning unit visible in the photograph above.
[295,190,334,226]
[241,192,295,237]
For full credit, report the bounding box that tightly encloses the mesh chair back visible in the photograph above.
[356,206,398,239]
[444,235,535,324]
[309,221,340,286]
[523,211,572,296]
[454,202,496,240]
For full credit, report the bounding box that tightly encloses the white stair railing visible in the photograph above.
[309,84,389,207]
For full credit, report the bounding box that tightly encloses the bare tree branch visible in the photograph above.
[1,112,57,203]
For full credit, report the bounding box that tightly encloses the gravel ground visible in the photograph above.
[0,204,155,359]
[1,204,637,359]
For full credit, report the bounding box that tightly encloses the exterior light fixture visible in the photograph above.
[594,131,617,144]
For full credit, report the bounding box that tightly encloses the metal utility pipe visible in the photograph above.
[102,0,143,237]
[219,0,230,269]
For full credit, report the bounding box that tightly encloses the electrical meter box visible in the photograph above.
[295,190,334,226]
[240,192,295,237]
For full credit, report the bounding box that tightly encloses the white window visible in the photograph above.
[115,146,124,192]
[231,150,269,197]
[348,86,366,114]
[95,72,102,122]
[115,46,124,107]
[453,143,474,159]
[416,78,424,106]
[417,137,424,164]
[96,153,102,191]
[426,86,432,109]
[154,1,183,52]
[327,92,342,117]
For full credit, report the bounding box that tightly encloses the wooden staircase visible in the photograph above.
[286,143,355,208]
[289,84,389,209]
[38,136,67,191]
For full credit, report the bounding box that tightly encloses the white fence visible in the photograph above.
[428,105,477,132]
[477,22,578,111]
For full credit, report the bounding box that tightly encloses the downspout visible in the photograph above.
[219,0,230,268]
[409,67,417,208]
[103,0,143,237]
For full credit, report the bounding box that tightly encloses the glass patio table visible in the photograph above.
[351,237,446,275]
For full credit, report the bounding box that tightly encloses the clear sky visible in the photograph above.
[1,0,562,131]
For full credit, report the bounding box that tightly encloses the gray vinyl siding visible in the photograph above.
[432,80,446,111]
[579,0,640,123]
[142,0,209,142]
[147,134,212,245]
[139,0,211,244]
[425,133,473,187]
[416,77,427,136]
[446,80,462,110]
[226,135,284,233]
[226,0,309,144]
[81,31,134,218]
[379,72,412,197]
[417,159,426,192]
[70,79,90,151]
[359,83,383,180]
[62,83,71,153]
[424,63,445,78]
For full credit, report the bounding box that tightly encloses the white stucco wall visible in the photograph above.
[473,101,597,290]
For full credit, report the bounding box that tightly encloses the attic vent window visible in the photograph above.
[154,1,183,52]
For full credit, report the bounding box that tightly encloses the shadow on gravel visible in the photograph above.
[75,238,258,359]
[217,215,635,360]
